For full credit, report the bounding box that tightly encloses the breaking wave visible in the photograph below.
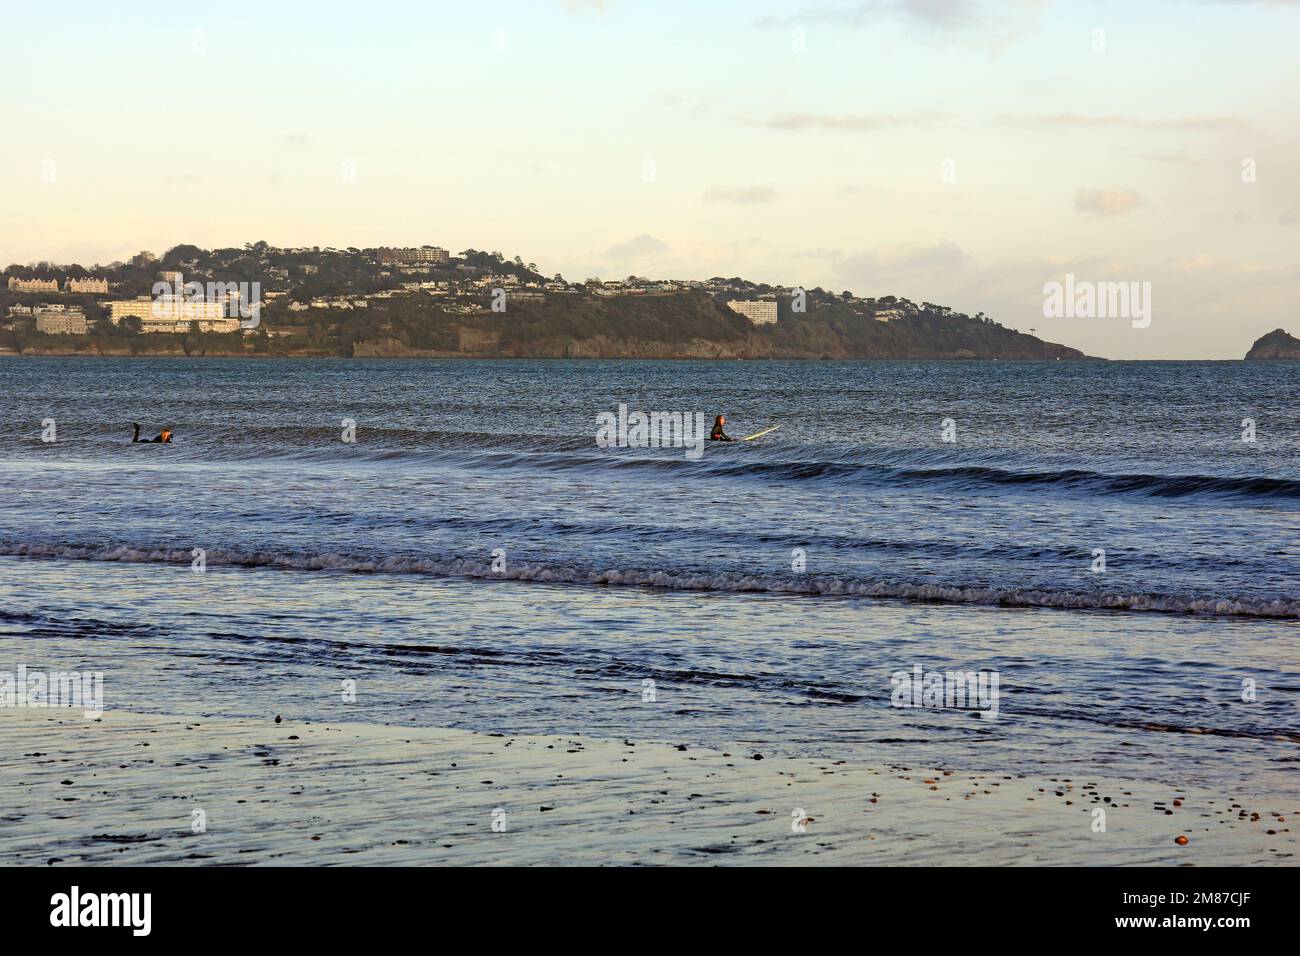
[212,446,1300,501]
[3,541,1297,619]
[28,423,1300,501]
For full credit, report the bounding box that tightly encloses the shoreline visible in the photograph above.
[2,549,1295,623]
[0,350,1109,361]
[3,709,1294,866]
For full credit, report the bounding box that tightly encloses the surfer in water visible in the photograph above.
[132,423,173,443]
[709,415,734,442]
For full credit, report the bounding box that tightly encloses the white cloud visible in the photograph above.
[755,112,945,131]
[704,186,776,203]
[997,114,1249,133]
[601,233,670,259]
[1074,187,1146,217]
[831,240,968,288]
[757,0,1049,55]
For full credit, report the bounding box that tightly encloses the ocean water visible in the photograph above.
[1,358,1297,798]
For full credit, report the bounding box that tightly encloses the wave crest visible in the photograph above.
[2,541,1297,619]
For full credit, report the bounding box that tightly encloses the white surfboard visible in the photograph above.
[740,424,782,442]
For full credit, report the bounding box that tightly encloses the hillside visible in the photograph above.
[0,243,1090,359]
[4,292,1089,359]
[1244,328,1300,360]
[440,293,1085,360]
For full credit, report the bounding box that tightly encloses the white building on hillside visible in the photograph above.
[108,296,238,333]
[35,305,88,334]
[726,299,778,325]
[8,277,59,293]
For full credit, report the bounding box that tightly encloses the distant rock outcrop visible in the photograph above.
[1244,329,1300,360]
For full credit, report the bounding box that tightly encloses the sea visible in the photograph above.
[1,358,1297,800]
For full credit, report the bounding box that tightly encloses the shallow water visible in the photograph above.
[1,358,1297,798]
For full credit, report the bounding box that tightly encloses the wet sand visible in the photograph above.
[1,709,1294,866]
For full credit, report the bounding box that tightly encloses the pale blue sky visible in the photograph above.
[2,0,1297,357]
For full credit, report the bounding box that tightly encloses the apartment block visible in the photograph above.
[108,297,240,333]
[8,277,59,293]
[35,305,88,334]
[726,299,779,326]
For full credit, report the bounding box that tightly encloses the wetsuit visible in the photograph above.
[710,422,733,442]
[133,424,171,443]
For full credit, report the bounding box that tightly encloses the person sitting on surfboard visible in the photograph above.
[132,423,172,443]
[710,415,734,442]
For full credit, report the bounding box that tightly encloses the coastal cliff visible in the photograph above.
[1,243,1095,360]
[1244,329,1300,360]
[4,292,1090,360]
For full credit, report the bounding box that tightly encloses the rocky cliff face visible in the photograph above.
[536,333,1083,360]
[1244,329,1300,360]
[482,300,1091,360]
[4,291,1095,359]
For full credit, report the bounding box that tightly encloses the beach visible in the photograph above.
[1,358,1297,867]
[4,707,1294,866]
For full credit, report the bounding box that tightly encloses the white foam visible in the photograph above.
[2,541,1297,618]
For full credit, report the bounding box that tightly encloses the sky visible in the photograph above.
[1,0,1298,359]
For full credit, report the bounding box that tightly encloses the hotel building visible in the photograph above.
[108,296,240,333]
[376,246,449,265]
[726,299,779,326]
[35,305,88,335]
[8,277,60,293]
[66,277,109,294]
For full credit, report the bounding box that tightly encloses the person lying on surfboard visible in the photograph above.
[132,423,173,443]
[709,415,734,442]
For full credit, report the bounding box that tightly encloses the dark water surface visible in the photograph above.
[1,358,1296,795]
